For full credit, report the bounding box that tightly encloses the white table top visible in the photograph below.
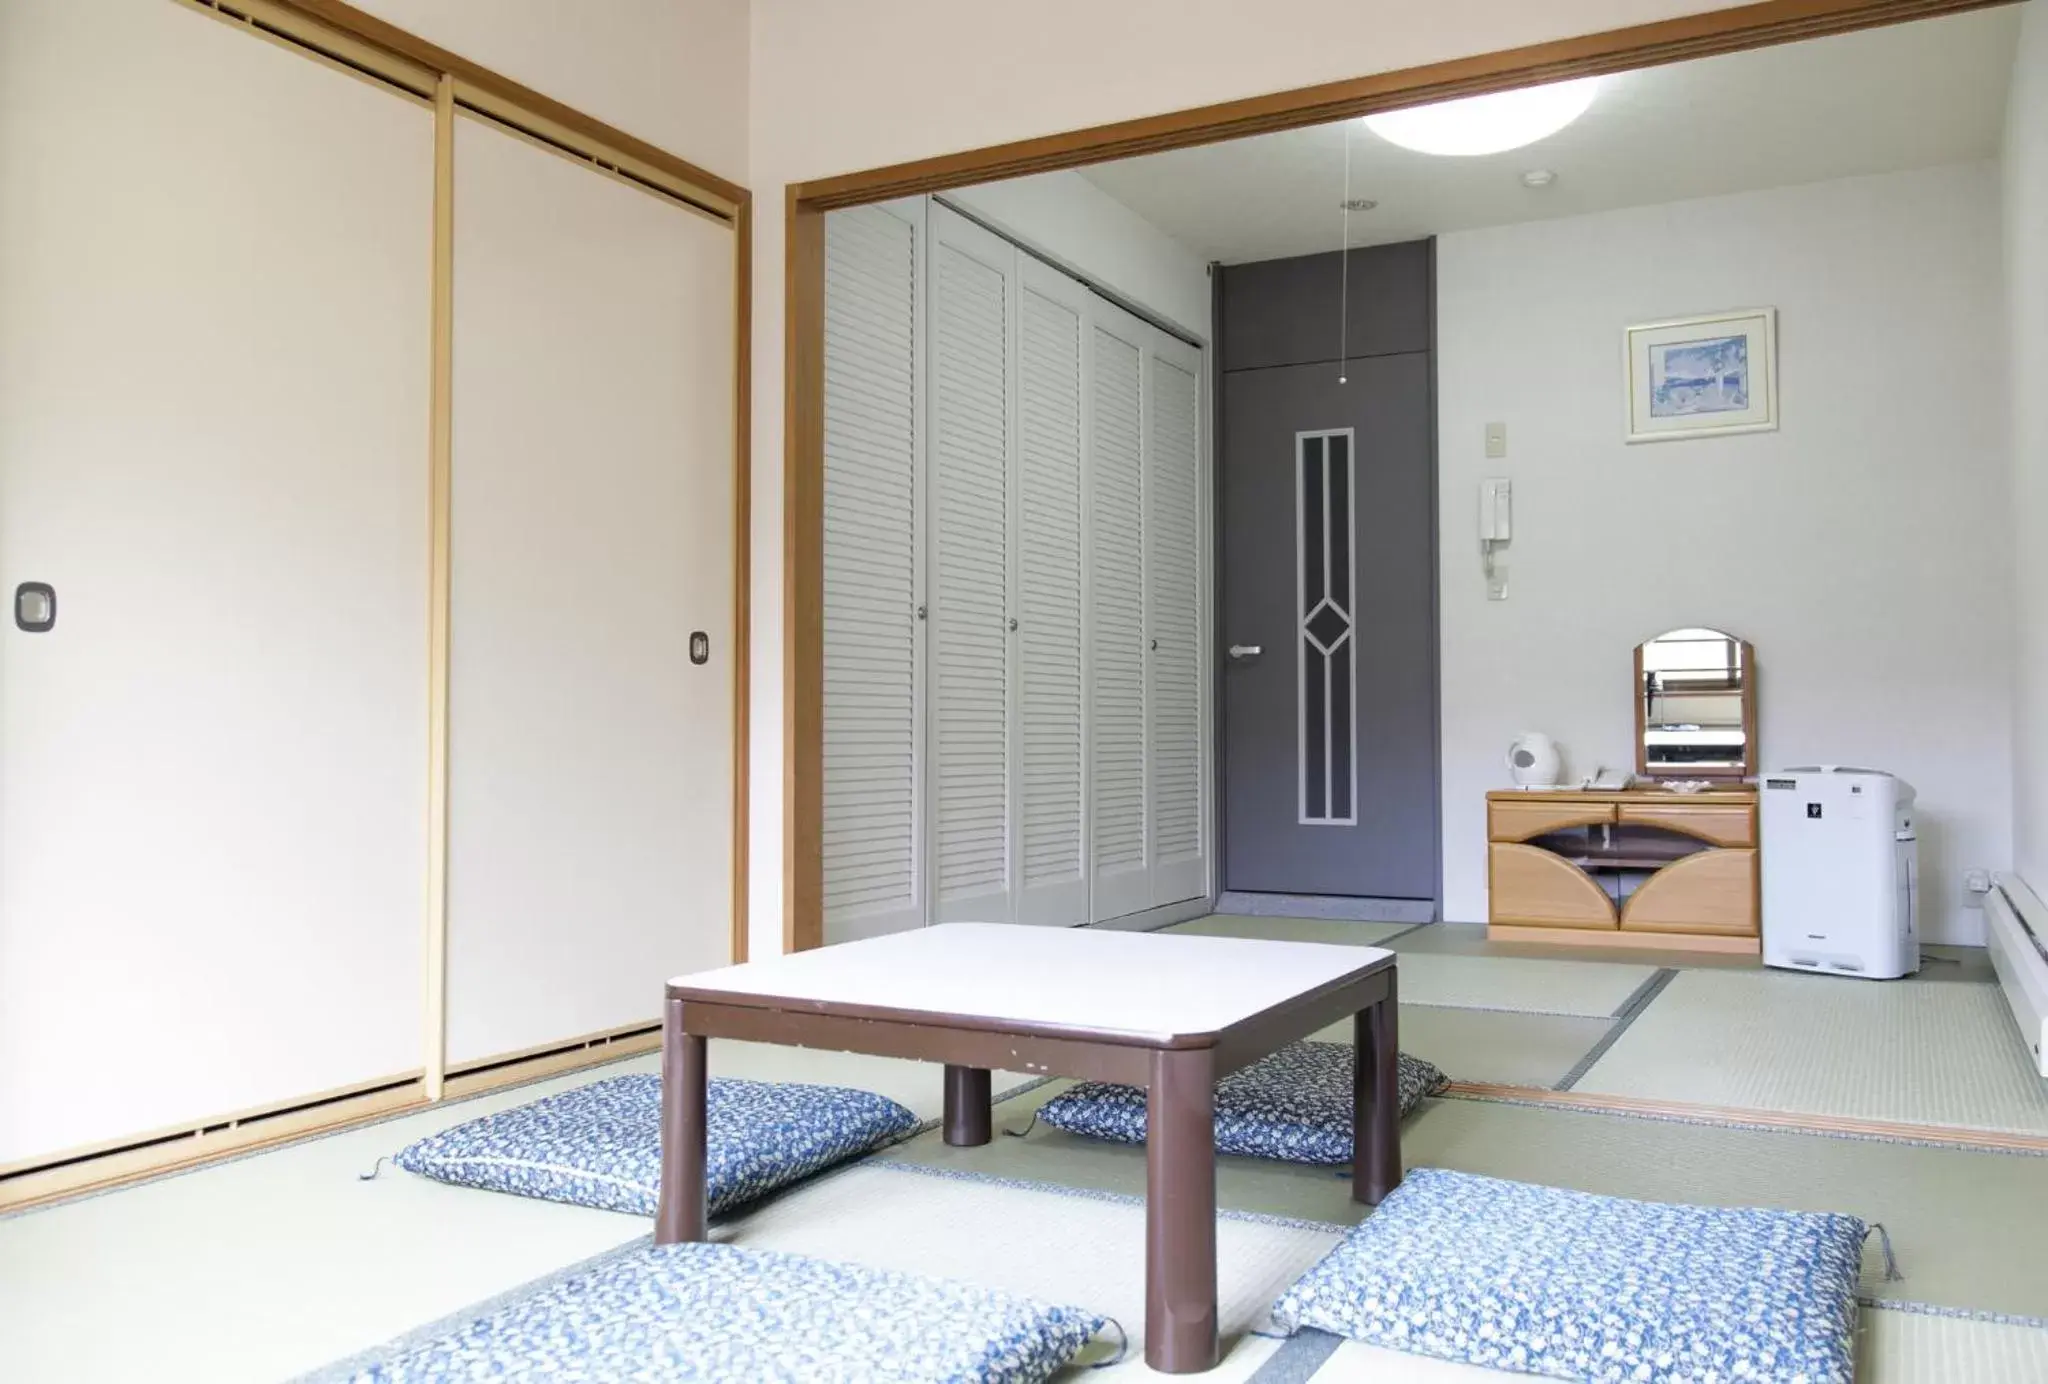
[668,923,1393,1044]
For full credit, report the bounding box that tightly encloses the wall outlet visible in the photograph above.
[1965,868,1993,895]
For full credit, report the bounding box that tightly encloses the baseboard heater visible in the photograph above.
[1985,874,2048,1079]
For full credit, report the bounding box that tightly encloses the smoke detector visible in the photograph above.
[1521,169,1556,188]
[1339,197,1378,212]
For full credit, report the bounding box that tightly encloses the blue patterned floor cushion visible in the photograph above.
[393,1074,918,1217]
[1271,1168,1870,1384]
[1035,1041,1447,1165]
[321,1241,1105,1383]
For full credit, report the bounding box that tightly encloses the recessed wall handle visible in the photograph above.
[15,582,54,632]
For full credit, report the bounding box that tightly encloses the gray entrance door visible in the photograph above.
[1217,243,1438,901]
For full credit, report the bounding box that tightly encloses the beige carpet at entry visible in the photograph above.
[1573,967,2048,1135]
[1306,1311,2048,1383]
[1168,916,1656,1018]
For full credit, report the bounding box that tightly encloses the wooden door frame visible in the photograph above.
[782,0,2010,952]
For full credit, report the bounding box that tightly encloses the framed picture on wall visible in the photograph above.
[1624,307,1777,443]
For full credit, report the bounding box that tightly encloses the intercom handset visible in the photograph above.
[1479,478,1511,600]
[1478,478,1512,542]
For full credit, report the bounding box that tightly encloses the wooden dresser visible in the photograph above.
[1486,787,1760,954]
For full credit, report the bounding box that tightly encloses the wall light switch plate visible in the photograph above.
[1486,566,1509,601]
[1484,421,1507,459]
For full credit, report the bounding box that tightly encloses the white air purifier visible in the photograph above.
[1761,766,1918,979]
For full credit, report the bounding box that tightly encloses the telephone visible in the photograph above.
[1479,478,1511,600]
[1583,766,1637,791]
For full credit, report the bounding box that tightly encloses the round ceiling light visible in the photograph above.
[1363,77,1602,157]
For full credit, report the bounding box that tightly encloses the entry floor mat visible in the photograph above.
[1306,1006,1615,1089]
[1572,967,2048,1135]
[1165,917,1415,946]
[1291,1310,2048,1383]
[721,1161,1337,1380]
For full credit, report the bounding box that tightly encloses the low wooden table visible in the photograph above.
[655,923,1400,1374]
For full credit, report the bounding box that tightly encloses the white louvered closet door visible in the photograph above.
[821,202,925,943]
[1011,258,1090,927]
[1086,299,1154,922]
[1145,331,1209,906]
[926,205,1015,923]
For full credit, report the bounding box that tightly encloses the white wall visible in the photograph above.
[946,172,1212,341]
[747,0,1757,957]
[2008,3,2048,896]
[1437,162,2013,942]
[351,0,748,182]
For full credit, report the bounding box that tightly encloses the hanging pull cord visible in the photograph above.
[1338,120,1352,386]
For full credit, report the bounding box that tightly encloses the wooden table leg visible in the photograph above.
[654,994,708,1244]
[1145,1045,1218,1374]
[942,1064,992,1146]
[1353,968,1402,1205]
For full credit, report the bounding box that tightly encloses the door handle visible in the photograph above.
[1228,644,1262,660]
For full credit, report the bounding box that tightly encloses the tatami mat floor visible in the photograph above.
[1196,917,2038,1132]
[881,1079,2048,1318]
[1574,966,2048,1134]
[1382,918,1996,981]
[1307,1007,1616,1087]
[0,1043,1037,1384]
[5,915,2044,1382]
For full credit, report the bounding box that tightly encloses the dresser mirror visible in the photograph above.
[1634,627,1755,780]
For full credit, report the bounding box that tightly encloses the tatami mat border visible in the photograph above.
[1246,1328,1343,1383]
[1441,1083,2048,1156]
[1404,1000,1631,1021]
[1860,1298,2048,1331]
[1554,967,1677,1089]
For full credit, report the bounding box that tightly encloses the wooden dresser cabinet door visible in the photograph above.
[1488,843,1617,929]
[1620,849,1758,935]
